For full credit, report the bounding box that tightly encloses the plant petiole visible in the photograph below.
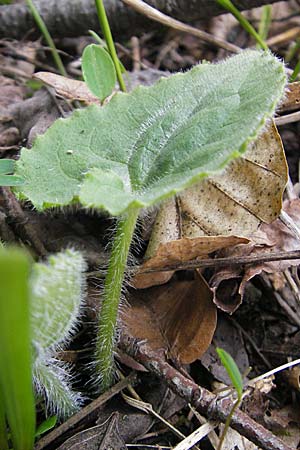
[96,208,139,390]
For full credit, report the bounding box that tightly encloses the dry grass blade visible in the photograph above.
[121,0,240,53]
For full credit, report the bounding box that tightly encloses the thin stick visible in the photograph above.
[34,373,137,450]
[137,249,300,274]
[121,0,240,54]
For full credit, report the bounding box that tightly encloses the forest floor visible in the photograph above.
[1,1,300,449]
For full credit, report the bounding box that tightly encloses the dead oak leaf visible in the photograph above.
[122,271,216,364]
[33,72,100,104]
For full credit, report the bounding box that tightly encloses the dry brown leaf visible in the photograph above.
[133,235,249,289]
[209,198,300,312]
[123,271,217,364]
[33,72,100,103]
[135,123,287,289]
[279,82,300,113]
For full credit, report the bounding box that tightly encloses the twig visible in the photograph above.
[119,334,292,450]
[121,0,240,54]
[34,372,137,450]
[173,422,216,450]
[275,110,300,126]
[87,250,300,280]
[266,26,300,47]
[246,358,300,388]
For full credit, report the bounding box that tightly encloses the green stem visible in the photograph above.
[286,37,300,63]
[290,60,300,82]
[216,0,268,51]
[217,398,241,450]
[26,0,67,76]
[94,0,126,92]
[96,208,139,390]
[257,5,272,46]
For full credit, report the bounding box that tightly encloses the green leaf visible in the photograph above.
[0,159,15,175]
[216,348,243,399]
[34,358,82,418]
[35,415,57,438]
[30,249,86,418]
[88,30,126,73]
[0,248,36,450]
[82,44,116,101]
[0,388,9,450]
[0,160,24,186]
[16,50,286,215]
[30,249,86,350]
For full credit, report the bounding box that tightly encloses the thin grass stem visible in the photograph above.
[94,0,127,92]
[257,5,272,46]
[26,0,67,76]
[216,0,268,50]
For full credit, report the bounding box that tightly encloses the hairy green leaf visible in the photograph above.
[82,44,116,100]
[30,249,86,350]
[216,347,243,398]
[30,249,86,418]
[16,50,286,215]
[0,248,35,450]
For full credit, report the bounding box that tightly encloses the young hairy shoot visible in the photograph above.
[15,50,286,391]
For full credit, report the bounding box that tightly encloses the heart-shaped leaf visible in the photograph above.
[15,50,286,215]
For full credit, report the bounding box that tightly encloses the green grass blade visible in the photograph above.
[290,60,300,82]
[258,5,272,44]
[0,248,36,450]
[216,347,243,399]
[216,0,268,50]
[0,388,9,450]
[35,415,57,438]
[26,0,66,76]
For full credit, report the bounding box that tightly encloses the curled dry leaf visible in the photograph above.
[210,198,300,313]
[122,271,217,364]
[135,122,288,290]
[33,72,100,104]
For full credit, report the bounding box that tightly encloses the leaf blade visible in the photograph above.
[82,44,116,100]
[216,347,243,398]
[16,50,286,215]
[0,248,36,450]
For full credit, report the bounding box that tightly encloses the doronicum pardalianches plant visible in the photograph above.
[0,247,86,450]
[14,50,287,391]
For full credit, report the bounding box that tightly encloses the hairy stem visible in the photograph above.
[94,0,126,92]
[96,208,139,391]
